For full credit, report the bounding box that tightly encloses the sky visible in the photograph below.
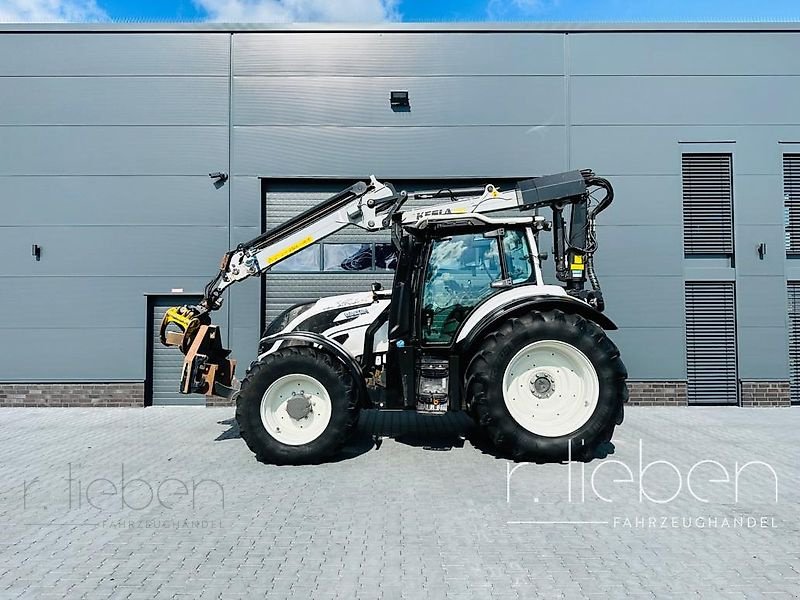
[0,0,798,23]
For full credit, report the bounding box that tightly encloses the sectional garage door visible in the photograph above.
[262,179,513,327]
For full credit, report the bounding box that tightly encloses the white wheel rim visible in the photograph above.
[260,374,333,446]
[502,340,599,438]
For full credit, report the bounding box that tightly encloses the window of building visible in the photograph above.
[682,153,734,256]
[784,154,800,255]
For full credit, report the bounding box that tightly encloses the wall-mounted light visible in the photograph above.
[32,244,41,261]
[209,171,228,189]
[390,90,410,110]
[757,242,767,260]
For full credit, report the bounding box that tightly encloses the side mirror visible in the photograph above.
[371,282,383,292]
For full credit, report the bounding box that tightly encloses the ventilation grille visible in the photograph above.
[784,154,800,254]
[682,154,734,255]
[788,282,800,404]
[685,281,738,405]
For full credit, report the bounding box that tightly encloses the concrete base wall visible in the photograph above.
[0,383,144,407]
[627,381,689,406]
[739,381,791,407]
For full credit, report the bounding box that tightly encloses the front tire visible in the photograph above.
[236,346,360,465]
[466,310,627,462]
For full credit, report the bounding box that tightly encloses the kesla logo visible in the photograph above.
[416,208,454,219]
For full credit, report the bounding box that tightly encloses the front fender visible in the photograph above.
[456,294,617,354]
[258,331,368,402]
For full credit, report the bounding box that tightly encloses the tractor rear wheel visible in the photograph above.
[466,310,627,462]
[236,346,360,465]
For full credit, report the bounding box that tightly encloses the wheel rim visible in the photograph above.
[502,340,599,438]
[260,374,333,446]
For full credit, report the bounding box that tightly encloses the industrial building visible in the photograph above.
[1,22,798,407]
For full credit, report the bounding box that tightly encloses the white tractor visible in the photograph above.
[161,170,628,464]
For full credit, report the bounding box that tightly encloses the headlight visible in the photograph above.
[262,301,315,338]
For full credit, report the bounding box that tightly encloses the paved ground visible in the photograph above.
[0,406,797,599]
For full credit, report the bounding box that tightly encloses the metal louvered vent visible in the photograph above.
[682,154,734,256]
[784,154,800,254]
[685,281,738,405]
[787,282,800,404]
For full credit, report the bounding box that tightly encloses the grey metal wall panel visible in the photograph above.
[0,77,229,125]
[0,126,227,175]
[0,33,230,75]
[591,225,683,276]
[233,32,564,75]
[233,125,566,177]
[685,281,738,405]
[3,176,228,226]
[0,227,229,276]
[595,175,682,226]
[734,174,784,226]
[234,76,565,126]
[600,276,684,329]
[606,327,687,380]
[230,177,263,227]
[735,277,790,329]
[569,33,800,75]
[737,326,790,380]
[0,328,145,381]
[571,76,800,125]
[572,126,800,177]
[734,225,786,276]
[150,297,204,406]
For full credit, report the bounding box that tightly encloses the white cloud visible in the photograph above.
[195,0,400,23]
[0,0,107,22]
[486,0,559,20]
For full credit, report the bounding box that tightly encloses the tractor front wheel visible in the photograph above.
[466,310,627,462]
[236,346,360,465]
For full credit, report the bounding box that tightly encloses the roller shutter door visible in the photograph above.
[148,296,204,406]
[788,282,800,404]
[262,179,505,327]
[685,281,738,405]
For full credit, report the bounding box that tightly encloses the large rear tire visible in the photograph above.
[236,346,360,465]
[466,310,627,462]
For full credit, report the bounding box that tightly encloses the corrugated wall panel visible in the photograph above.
[233,32,564,75]
[682,154,734,255]
[234,76,564,126]
[0,77,229,125]
[150,297,204,406]
[685,281,738,405]
[234,125,565,178]
[0,33,230,76]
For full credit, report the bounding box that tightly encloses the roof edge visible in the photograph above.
[1,21,800,33]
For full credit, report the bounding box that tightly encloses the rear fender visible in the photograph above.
[456,295,617,355]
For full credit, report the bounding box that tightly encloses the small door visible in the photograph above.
[147,295,204,406]
[685,281,738,405]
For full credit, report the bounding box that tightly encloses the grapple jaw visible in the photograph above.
[160,305,237,398]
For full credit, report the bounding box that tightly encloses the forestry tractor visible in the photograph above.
[161,170,628,464]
